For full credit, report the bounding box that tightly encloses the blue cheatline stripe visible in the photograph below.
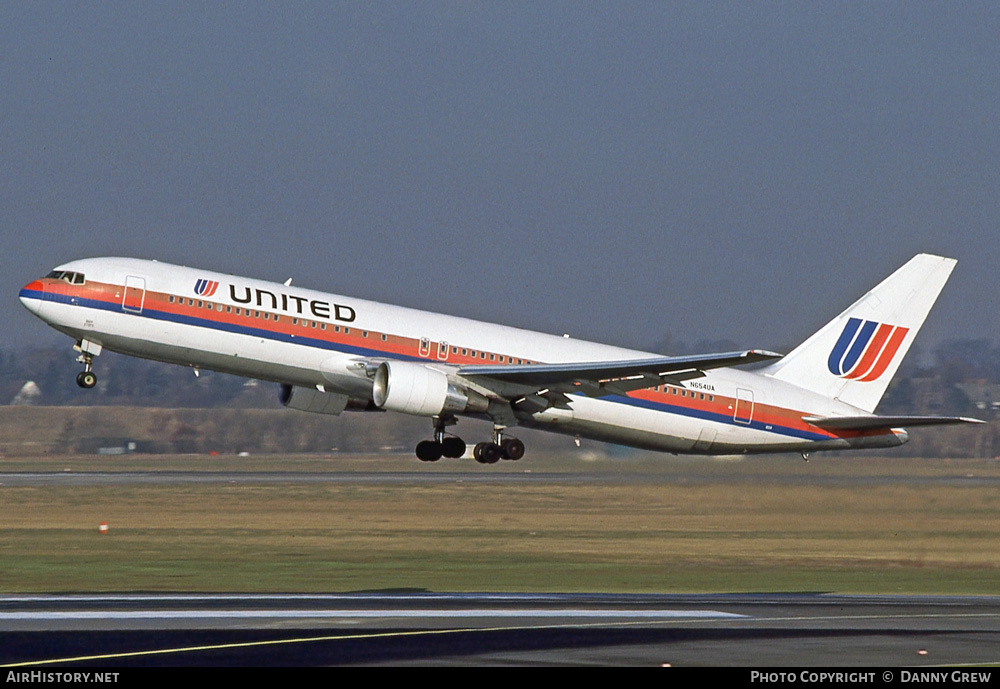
[601,394,833,442]
[25,288,838,442]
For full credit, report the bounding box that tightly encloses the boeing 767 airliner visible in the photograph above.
[18,253,981,463]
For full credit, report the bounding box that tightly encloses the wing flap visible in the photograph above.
[459,349,781,388]
[460,349,782,413]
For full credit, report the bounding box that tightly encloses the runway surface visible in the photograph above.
[2,592,999,666]
[5,462,999,666]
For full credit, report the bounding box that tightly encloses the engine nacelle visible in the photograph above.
[372,361,489,417]
[280,384,376,415]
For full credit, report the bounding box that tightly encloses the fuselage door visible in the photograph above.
[123,276,146,314]
[734,388,754,425]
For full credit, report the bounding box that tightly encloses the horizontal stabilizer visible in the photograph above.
[803,414,985,431]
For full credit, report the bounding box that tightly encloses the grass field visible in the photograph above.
[2,453,999,594]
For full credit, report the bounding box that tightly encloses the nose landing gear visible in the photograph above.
[73,340,102,389]
[76,370,97,389]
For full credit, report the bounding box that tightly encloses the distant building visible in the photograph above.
[957,381,1000,415]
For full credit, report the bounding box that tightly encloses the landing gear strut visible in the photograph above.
[74,344,98,389]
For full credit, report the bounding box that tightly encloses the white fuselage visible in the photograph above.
[19,257,905,455]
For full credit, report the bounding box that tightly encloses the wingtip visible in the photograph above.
[747,349,783,360]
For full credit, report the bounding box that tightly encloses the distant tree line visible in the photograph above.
[0,346,274,408]
[0,341,995,458]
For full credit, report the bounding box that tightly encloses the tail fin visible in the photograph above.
[763,254,956,413]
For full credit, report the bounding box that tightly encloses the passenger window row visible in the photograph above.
[166,292,531,365]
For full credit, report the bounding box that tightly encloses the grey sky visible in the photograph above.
[4,2,998,356]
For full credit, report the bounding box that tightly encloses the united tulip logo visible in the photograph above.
[194,279,219,297]
[827,317,909,381]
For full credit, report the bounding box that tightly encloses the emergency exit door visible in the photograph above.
[734,388,754,425]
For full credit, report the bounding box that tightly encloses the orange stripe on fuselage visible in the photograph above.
[46,278,537,367]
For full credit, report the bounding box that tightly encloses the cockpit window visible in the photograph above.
[45,271,85,285]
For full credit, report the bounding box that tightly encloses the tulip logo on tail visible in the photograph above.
[827,317,910,381]
[194,279,219,297]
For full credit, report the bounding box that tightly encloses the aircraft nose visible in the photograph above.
[19,280,45,315]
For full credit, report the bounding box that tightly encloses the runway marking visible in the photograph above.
[4,611,1000,668]
[2,628,486,667]
[1,615,737,668]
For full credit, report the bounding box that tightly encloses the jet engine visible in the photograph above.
[372,361,488,417]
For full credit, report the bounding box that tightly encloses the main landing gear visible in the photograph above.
[473,433,525,464]
[415,416,467,462]
[414,420,525,464]
[415,436,466,462]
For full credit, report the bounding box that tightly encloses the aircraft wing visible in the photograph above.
[459,349,781,386]
[803,414,985,430]
[458,349,782,411]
